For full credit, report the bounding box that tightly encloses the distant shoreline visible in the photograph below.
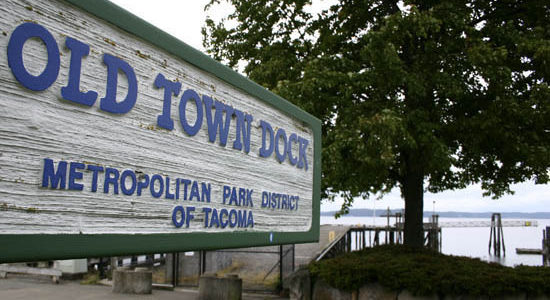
[320,209,550,219]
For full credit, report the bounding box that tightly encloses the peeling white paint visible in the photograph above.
[0,0,314,234]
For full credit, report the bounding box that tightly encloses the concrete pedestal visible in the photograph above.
[112,268,152,294]
[54,259,87,279]
[198,274,242,300]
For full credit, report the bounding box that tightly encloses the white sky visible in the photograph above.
[109,0,550,213]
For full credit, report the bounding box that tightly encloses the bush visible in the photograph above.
[308,245,550,297]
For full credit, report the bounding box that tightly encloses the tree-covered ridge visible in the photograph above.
[203,0,550,246]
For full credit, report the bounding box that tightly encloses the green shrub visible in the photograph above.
[308,245,550,297]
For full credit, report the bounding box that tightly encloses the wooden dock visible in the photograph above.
[516,248,543,255]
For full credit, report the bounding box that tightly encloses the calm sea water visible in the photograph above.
[321,216,550,267]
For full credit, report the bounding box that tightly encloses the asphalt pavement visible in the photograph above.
[0,274,286,300]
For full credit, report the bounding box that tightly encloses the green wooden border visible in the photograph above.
[0,0,321,263]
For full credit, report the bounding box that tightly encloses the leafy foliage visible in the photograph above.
[309,245,550,297]
[203,0,550,245]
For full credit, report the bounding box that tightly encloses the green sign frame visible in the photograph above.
[0,0,321,263]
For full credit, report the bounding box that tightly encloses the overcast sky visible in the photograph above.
[109,0,550,213]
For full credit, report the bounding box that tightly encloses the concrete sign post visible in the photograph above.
[0,0,321,262]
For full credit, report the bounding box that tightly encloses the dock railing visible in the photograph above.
[315,219,441,262]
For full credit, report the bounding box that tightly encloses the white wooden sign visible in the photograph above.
[0,0,320,260]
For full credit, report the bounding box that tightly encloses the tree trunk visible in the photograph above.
[402,154,425,247]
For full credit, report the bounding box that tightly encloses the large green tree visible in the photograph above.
[203,0,550,247]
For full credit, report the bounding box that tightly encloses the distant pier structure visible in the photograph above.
[317,210,537,261]
[317,211,442,260]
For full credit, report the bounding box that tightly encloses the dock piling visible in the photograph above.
[543,227,550,266]
[489,213,506,257]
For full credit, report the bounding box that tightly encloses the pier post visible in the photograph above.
[426,215,440,251]
[543,227,550,266]
[489,213,505,257]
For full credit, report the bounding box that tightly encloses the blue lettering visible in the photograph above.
[209,208,220,228]
[179,89,203,136]
[261,191,269,208]
[271,193,277,208]
[61,37,98,106]
[176,178,181,200]
[287,133,298,166]
[180,179,191,200]
[203,95,233,146]
[237,210,247,227]
[281,194,288,209]
[225,187,254,207]
[289,196,295,210]
[165,177,175,199]
[228,209,238,228]
[42,158,67,189]
[223,185,231,204]
[68,162,85,190]
[201,182,211,203]
[238,188,245,206]
[259,120,274,157]
[172,206,185,228]
[100,53,137,114]
[202,207,212,227]
[120,170,137,195]
[154,73,181,130]
[297,137,309,171]
[104,167,119,194]
[246,189,253,207]
[220,208,229,228]
[87,165,104,192]
[185,206,195,228]
[275,128,287,163]
[136,174,150,196]
[189,181,200,201]
[229,187,238,206]
[232,109,253,153]
[247,211,254,227]
[150,174,163,198]
[8,23,59,91]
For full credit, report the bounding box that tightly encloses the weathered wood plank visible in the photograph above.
[516,248,543,255]
[0,265,62,277]
[0,265,62,282]
[0,0,315,235]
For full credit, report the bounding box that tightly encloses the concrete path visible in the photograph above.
[0,275,286,300]
[294,224,351,267]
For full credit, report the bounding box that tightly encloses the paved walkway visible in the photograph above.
[294,224,351,266]
[0,275,286,300]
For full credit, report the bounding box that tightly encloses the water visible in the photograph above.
[321,216,550,267]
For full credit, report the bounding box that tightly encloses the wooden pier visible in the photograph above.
[514,226,550,266]
[316,214,442,261]
[516,248,543,255]
[315,209,541,263]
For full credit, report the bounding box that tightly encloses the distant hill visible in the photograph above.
[320,209,550,219]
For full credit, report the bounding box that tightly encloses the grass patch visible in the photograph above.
[309,245,550,297]
[80,272,100,285]
[214,261,245,277]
